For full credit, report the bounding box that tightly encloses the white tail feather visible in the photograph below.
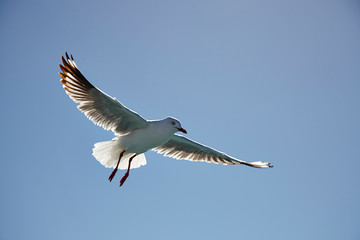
[92,137,147,170]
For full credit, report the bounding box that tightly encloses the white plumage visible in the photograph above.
[59,53,273,186]
[92,137,147,170]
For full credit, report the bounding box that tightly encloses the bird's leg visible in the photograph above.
[120,154,137,187]
[108,150,126,182]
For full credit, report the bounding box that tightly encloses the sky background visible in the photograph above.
[1,0,359,239]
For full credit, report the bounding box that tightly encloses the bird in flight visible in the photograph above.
[59,53,273,187]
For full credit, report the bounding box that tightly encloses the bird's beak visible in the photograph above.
[177,127,187,134]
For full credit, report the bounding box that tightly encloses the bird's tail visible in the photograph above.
[92,137,147,170]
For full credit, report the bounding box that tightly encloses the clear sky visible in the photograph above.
[1,0,359,239]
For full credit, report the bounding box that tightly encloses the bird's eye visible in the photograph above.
[171,121,176,125]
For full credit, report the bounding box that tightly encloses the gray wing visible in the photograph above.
[153,134,273,168]
[59,53,149,135]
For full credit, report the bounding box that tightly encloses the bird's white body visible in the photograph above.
[92,117,182,170]
[121,118,178,154]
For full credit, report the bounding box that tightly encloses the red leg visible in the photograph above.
[120,154,137,187]
[108,150,126,182]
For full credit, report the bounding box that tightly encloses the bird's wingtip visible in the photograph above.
[248,161,273,168]
[264,162,273,168]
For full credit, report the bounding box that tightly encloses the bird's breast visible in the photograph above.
[120,125,173,154]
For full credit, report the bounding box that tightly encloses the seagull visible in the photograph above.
[59,53,273,186]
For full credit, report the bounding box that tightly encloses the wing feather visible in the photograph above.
[153,135,273,168]
[59,52,149,135]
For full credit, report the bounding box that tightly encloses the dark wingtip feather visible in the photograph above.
[59,72,66,80]
[58,53,95,90]
[65,52,70,61]
[59,64,68,74]
[61,56,67,67]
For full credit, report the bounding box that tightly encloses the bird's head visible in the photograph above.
[165,117,187,134]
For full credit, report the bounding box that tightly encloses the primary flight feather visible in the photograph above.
[59,52,273,186]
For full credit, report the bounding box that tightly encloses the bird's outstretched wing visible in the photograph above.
[153,134,273,168]
[59,52,149,135]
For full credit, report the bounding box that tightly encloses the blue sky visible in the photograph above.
[1,0,359,239]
